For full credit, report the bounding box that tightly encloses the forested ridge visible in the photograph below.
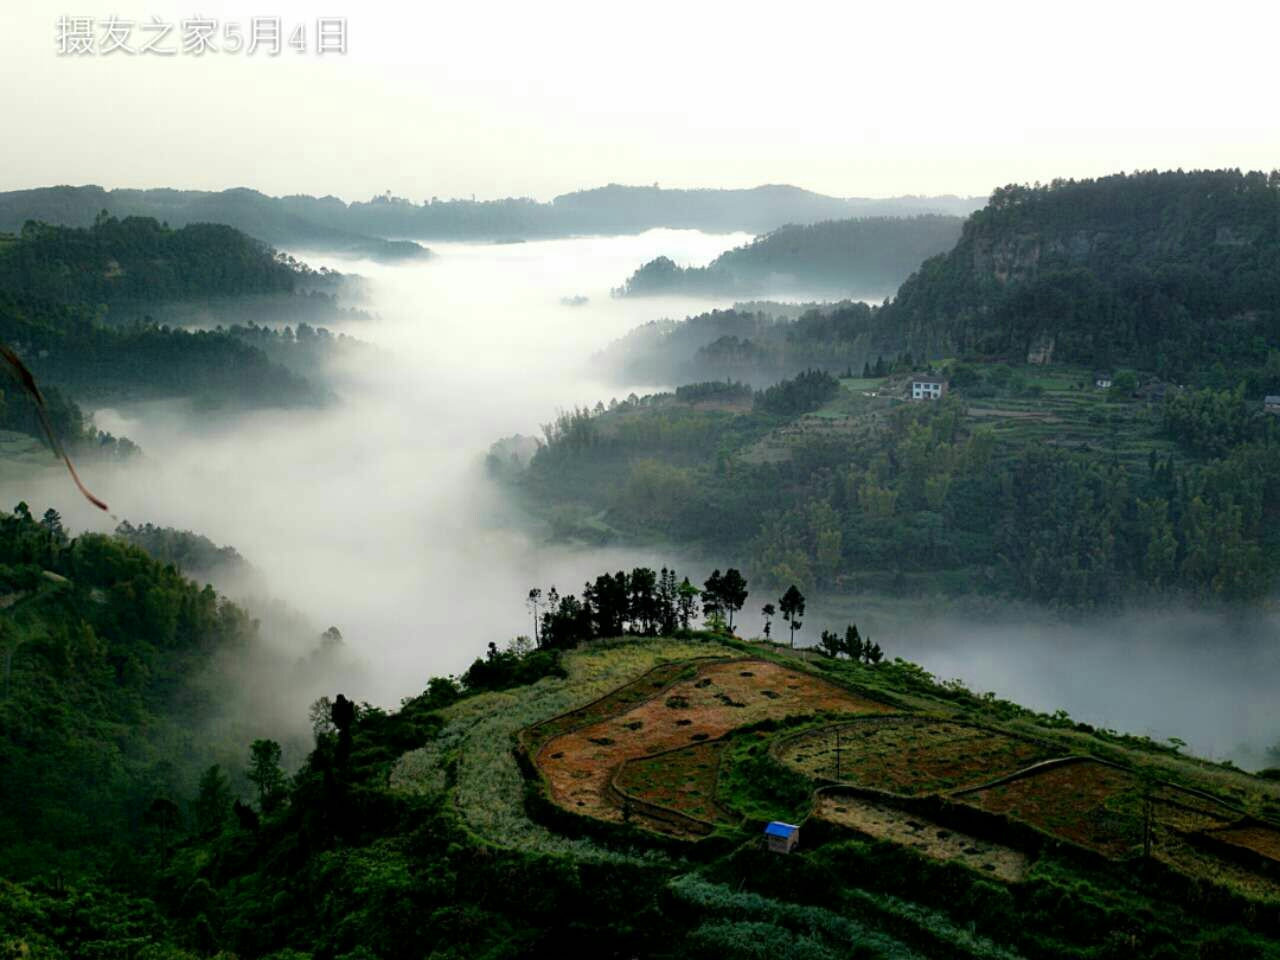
[616,215,964,299]
[0,215,309,307]
[535,171,1280,607]
[0,186,430,262]
[0,215,335,410]
[0,182,983,245]
[0,504,258,878]
[508,356,1280,607]
[604,170,1280,392]
[880,169,1280,375]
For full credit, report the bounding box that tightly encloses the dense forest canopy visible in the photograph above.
[0,215,307,306]
[0,216,336,409]
[616,216,964,299]
[0,504,258,878]
[881,169,1280,376]
[506,350,1280,607]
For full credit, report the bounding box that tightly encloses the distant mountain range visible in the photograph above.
[0,186,430,262]
[0,183,986,255]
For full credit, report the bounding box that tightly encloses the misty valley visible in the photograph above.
[2,171,1280,959]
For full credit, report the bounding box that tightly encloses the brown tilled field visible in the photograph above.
[614,740,735,826]
[814,793,1030,882]
[521,660,700,753]
[534,658,890,824]
[776,716,1057,794]
[960,760,1146,857]
[1147,787,1239,833]
[1211,824,1280,862]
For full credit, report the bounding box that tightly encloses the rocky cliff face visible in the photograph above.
[970,229,1117,285]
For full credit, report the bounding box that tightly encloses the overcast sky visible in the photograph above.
[4,0,1279,203]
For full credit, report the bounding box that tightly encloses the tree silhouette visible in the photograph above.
[247,739,286,813]
[779,585,805,648]
[844,624,863,661]
[331,694,357,769]
[818,629,842,658]
[701,570,724,621]
[718,568,749,631]
[526,588,542,645]
[193,765,231,836]
[143,797,181,867]
[676,577,700,630]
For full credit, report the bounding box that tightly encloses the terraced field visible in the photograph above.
[521,659,700,753]
[532,658,891,828]
[1157,833,1280,902]
[959,760,1146,856]
[1210,823,1280,863]
[814,792,1029,882]
[614,740,736,826]
[776,716,1059,794]
[502,643,1280,910]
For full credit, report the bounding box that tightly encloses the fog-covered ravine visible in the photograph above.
[1,230,747,710]
[7,228,1276,770]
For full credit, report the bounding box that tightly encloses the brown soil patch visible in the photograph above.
[521,660,697,753]
[615,740,735,825]
[778,717,1057,795]
[1212,824,1280,862]
[815,793,1030,882]
[962,761,1143,857]
[535,658,889,826]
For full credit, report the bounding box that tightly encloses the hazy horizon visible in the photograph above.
[5,1,1280,203]
[0,177,988,207]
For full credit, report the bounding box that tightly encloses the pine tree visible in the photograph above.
[843,624,863,661]
[779,585,806,648]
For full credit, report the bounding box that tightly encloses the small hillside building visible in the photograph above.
[1265,396,1280,415]
[1094,373,1113,389]
[910,376,947,401]
[764,821,800,854]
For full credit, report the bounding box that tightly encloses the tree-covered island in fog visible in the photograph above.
[614,215,965,300]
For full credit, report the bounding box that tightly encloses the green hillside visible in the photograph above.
[501,359,1280,606]
[5,615,1277,960]
[881,170,1280,375]
[604,171,1280,394]
[0,504,259,879]
[0,185,430,262]
[0,216,341,409]
[557,171,1280,606]
[616,216,965,299]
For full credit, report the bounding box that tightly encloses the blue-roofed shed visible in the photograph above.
[764,821,800,853]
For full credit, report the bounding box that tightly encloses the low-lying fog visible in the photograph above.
[6,229,1277,769]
